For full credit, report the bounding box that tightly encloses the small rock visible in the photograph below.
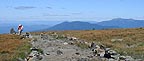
[57,50,63,55]
[119,56,126,60]
[45,53,50,55]
[68,37,77,41]
[75,52,80,55]
[104,53,111,59]
[108,50,117,55]
[63,42,68,45]
[68,41,75,45]
[92,49,98,56]
[98,51,105,57]
[30,47,39,51]
[90,42,96,49]
[25,32,30,38]
[25,56,33,61]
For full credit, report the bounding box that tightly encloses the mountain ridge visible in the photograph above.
[45,18,144,31]
[97,18,144,28]
[47,21,118,30]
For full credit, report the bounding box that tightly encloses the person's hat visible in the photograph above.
[19,24,22,26]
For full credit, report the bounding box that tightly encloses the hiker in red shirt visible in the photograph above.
[18,24,23,35]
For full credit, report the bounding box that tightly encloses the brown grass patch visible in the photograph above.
[0,34,31,61]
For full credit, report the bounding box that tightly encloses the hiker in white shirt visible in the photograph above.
[18,24,23,35]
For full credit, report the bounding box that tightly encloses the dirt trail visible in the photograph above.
[28,34,98,61]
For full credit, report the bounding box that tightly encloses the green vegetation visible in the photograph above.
[16,41,31,59]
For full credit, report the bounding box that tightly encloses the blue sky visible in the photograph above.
[0,0,144,22]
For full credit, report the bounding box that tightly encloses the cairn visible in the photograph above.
[10,28,16,34]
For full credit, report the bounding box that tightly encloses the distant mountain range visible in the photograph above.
[97,18,144,28]
[47,21,118,30]
[46,18,144,30]
[1,18,144,34]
